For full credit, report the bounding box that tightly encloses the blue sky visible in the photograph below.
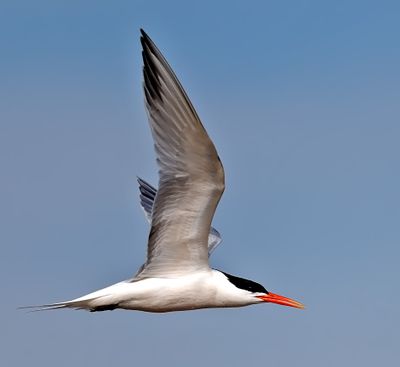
[1,1,400,366]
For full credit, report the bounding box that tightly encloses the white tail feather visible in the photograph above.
[19,296,108,312]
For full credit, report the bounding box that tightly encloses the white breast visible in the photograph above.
[78,269,257,312]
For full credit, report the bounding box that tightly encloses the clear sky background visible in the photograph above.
[1,1,399,366]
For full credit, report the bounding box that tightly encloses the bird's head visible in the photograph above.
[221,271,304,309]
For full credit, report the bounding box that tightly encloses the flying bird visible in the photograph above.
[26,29,304,313]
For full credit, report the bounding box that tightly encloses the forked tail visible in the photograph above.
[19,295,111,312]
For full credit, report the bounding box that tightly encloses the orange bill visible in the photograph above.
[257,292,305,309]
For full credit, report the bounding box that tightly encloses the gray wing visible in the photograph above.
[137,177,223,255]
[137,29,225,278]
[137,177,157,223]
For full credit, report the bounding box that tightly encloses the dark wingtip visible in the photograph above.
[137,177,157,197]
[140,28,151,45]
[139,29,158,55]
[140,29,148,49]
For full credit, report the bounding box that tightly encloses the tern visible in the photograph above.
[26,29,304,313]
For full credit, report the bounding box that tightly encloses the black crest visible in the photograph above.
[221,271,268,294]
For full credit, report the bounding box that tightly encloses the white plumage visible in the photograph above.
[24,29,303,313]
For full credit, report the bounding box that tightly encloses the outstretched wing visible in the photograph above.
[137,177,223,255]
[136,29,224,278]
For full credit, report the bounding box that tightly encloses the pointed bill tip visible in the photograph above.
[257,292,305,310]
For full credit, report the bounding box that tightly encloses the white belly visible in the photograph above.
[120,272,221,312]
[73,270,254,312]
